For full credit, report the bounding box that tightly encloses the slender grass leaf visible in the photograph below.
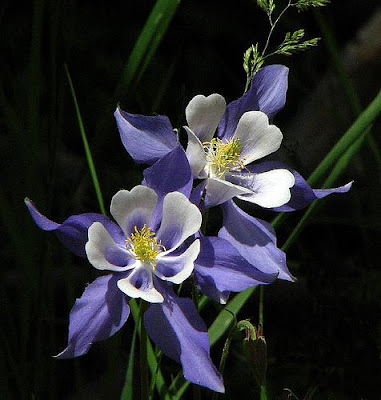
[129,300,172,400]
[64,64,106,216]
[120,325,138,400]
[115,0,180,96]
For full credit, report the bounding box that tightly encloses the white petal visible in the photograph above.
[184,126,208,179]
[155,240,200,284]
[204,177,252,208]
[156,192,202,251]
[185,93,226,143]
[110,186,158,236]
[85,222,134,272]
[117,264,164,303]
[233,111,283,164]
[236,169,295,208]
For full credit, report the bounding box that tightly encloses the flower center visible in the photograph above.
[203,138,245,178]
[126,225,165,266]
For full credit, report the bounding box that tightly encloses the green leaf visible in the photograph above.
[64,64,106,216]
[275,29,320,56]
[295,0,330,11]
[128,300,173,400]
[116,0,180,95]
[120,326,138,400]
[256,0,275,14]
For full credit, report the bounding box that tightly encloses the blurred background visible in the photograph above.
[1,0,380,399]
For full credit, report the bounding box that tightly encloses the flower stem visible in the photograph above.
[139,300,150,400]
[260,385,268,400]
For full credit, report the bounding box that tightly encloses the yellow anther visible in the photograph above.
[203,138,245,178]
[126,225,165,267]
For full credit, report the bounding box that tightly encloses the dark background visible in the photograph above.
[1,0,381,399]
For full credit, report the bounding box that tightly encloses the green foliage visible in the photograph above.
[243,44,264,90]
[295,0,330,11]
[275,29,320,56]
[256,0,275,14]
[244,0,327,88]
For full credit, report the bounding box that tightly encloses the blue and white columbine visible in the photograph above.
[115,64,351,211]
[25,186,225,392]
[184,94,295,208]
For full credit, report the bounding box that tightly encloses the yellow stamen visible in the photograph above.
[126,225,165,267]
[203,138,245,178]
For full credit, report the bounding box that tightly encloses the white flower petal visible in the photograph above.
[155,240,200,284]
[86,222,134,272]
[233,111,283,164]
[235,169,295,208]
[184,126,208,179]
[185,93,226,143]
[204,177,252,208]
[117,264,164,303]
[156,192,202,251]
[110,186,158,236]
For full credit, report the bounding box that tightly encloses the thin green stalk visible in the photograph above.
[211,327,235,400]
[308,88,381,187]
[140,301,150,400]
[64,64,106,216]
[282,132,368,253]
[315,10,381,168]
[170,288,257,400]
[259,286,264,327]
[272,88,381,231]
[120,325,138,400]
[115,0,180,96]
[129,300,172,400]
[148,352,163,400]
[260,385,268,400]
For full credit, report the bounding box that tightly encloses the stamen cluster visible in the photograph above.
[126,225,165,266]
[203,138,245,178]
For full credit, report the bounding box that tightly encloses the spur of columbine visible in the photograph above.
[25,185,225,392]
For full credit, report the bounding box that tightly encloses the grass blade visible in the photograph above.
[115,0,180,96]
[307,88,381,187]
[129,300,172,400]
[64,64,106,216]
[120,325,138,400]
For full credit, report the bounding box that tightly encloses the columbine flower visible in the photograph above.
[115,64,351,210]
[184,98,295,207]
[25,185,225,392]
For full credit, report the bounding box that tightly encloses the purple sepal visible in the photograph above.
[217,65,288,139]
[25,199,124,257]
[219,200,294,281]
[143,146,193,199]
[55,274,130,359]
[114,106,179,165]
[194,237,277,303]
[144,282,225,393]
[247,162,353,212]
[189,181,206,208]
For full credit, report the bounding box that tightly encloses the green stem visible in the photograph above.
[315,10,381,168]
[129,300,172,400]
[260,385,268,400]
[259,286,264,327]
[139,301,149,400]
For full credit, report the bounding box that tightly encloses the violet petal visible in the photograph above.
[56,274,130,359]
[144,283,224,393]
